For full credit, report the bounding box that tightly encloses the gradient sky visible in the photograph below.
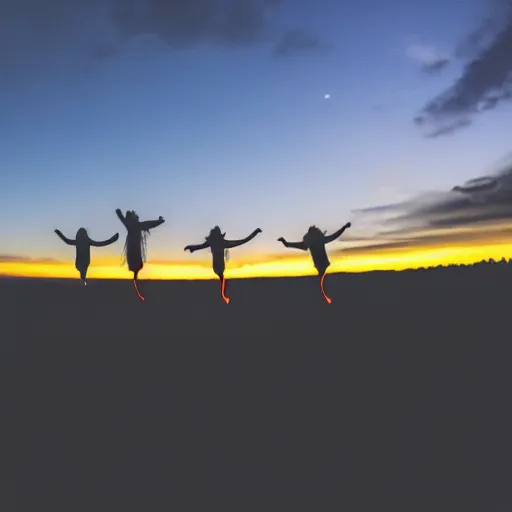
[2,0,511,279]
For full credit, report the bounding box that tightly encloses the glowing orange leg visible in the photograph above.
[133,279,145,301]
[320,273,332,304]
[221,278,230,304]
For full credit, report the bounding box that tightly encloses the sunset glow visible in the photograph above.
[2,240,511,280]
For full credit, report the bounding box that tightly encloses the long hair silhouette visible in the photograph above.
[115,209,165,300]
[54,228,119,285]
[278,222,351,303]
[184,226,262,303]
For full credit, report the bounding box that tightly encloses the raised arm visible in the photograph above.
[323,222,351,244]
[224,228,262,249]
[54,229,76,246]
[115,209,128,228]
[139,217,165,231]
[277,237,307,250]
[184,241,210,253]
[89,233,119,247]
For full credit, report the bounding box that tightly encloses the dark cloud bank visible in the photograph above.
[1,0,324,82]
[349,158,512,253]
[415,0,512,137]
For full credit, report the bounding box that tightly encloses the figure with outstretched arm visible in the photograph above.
[115,209,165,301]
[54,228,119,285]
[184,226,262,303]
[278,222,351,303]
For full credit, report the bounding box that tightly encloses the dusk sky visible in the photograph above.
[2,0,511,279]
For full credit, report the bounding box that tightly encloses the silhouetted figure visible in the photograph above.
[54,228,119,285]
[184,226,262,303]
[278,222,351,303]
[115,209,165,301]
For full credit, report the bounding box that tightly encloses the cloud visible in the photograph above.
[0,255,60,263]
[415,1,512,136]
[0,0,324,84]
[339,224,512,254]
[109,0,280,47]
[421,118,472,138]
[455,16,503,59]
[273,28,328,57]
[406,43,451,74]
[349,160,512,251]
[422,58,450,75]
[394,165,512,228]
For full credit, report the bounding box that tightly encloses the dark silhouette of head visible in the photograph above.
[125,210,140,226]
[76,228,88,241]
[206,226,226,243]
[303,225,326,246]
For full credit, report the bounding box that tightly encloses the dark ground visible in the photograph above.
[6,268,512,509]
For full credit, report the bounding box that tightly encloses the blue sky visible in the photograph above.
[1,0,511,266]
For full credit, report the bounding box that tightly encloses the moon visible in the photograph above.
[324,93,331,99]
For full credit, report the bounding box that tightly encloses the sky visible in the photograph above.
[1,0,512,279]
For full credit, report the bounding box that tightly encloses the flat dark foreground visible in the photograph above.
[6,268,512,509]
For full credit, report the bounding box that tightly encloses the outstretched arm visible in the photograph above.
[224,228,262,249]
[139,217,165,231]
[184,241,210,253]
[115,209,128,228]
[277,237,307,250]
[89,233,119,247]
[54,230,76,246]
[323,222,351,244]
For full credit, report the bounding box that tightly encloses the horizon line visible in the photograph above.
[2,256,510,281]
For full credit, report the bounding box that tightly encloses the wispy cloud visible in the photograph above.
[422,118,472,138]
[406,43,450,75]
[415,0,512,137]
[109,0,280,48]
[349,159,512,251]
[339,225,512,254]
[1,0,324,85]
[0,255,60,264]
[273,28,329,57]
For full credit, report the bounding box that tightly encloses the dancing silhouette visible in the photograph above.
[278,222,351,303]
[54,228,119,285]
[184,226,262,303]
[115,209,165,301]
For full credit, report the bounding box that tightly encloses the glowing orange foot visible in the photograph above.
[133,280,145,301]
[320,274,332,304]
[221,279,230,304]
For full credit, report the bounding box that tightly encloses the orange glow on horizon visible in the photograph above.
[1,241,511,280]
